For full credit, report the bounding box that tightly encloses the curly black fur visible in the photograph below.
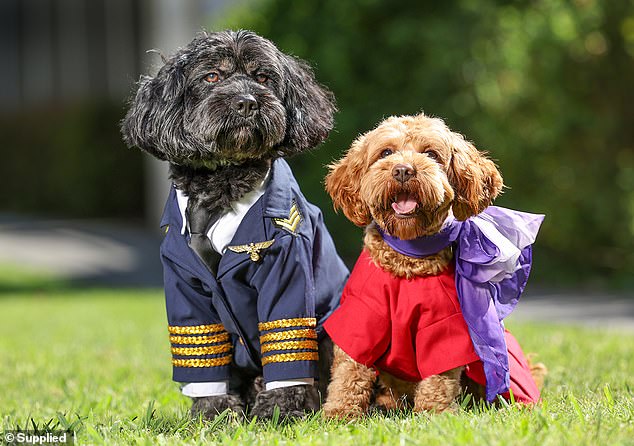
[190,394,245,419]
[121,30,337,420]
[317,335,334,398]
[169,159,270,213]
[243,376,266,410]
[121,29,336,209]
[249,385,320,421]
[244,339,332,420]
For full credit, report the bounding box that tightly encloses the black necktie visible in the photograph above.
[186,200,222,275]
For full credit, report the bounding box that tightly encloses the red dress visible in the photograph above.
[324,250,540,403]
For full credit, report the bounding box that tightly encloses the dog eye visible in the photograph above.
[203,72,220,83]
[425,150,439,161]
[380,149,393,158]
[255,73,268,83]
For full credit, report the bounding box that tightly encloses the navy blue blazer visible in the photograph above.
[159,159,349,384]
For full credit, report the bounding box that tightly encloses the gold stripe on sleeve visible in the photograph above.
[168,324,226,335]
[259,328,317,344]
[171,343,232,356]
[258,317,316,332]
[169,332,230,345]
[172,356,232,368]
[260,340,318,354]
[261,351,319,365]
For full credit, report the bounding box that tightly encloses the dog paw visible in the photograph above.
[322,401,365,420]
[413,369,462,414]
[190,394,244,420]
[249,385,320,421]
[413,396,460,414]
[414,400,459,414]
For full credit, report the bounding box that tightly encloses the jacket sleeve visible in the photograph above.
[250,232,319,383]
[162,252,233,384]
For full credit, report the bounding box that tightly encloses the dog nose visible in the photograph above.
[392,163,415,183]
[232,94,259,117]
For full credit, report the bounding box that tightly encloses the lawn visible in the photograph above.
[1,286,632,445]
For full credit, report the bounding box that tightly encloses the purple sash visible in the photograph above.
[377,206,544,401]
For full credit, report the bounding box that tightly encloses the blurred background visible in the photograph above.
[0,0,633,291]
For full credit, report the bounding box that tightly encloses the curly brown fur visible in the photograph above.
[322,345,377,419]
[364,224,452,279]
[414,367,463,413]
[326,113,503,232]
[324,113,509,418]
[374,372,416,411]
[324,351,463,417]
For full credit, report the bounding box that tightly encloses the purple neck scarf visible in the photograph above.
[377,206,544,401]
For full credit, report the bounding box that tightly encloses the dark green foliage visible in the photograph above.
[0,103,144,219]
[223,0,634,287]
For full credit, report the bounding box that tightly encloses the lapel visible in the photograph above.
[160,187,178,229]
[216,158,297,278]
[159,189,223,294]
[261,158,295,219]
[161,159,298,281]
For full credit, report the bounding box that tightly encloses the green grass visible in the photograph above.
[1,286,632,445]
[0,263,68,293]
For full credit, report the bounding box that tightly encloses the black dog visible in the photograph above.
[121,30,348,421]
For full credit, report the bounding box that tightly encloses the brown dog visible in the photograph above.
[322,113,545,418]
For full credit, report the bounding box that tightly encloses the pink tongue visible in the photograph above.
[392,193,418,214]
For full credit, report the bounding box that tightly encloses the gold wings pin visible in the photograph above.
[227,239,275,262]
[272,202,302,234]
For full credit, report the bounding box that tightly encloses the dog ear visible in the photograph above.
[448,133,504,221]
[120,54,190,161]
[325,136,372,227]
[279,54,336,154]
